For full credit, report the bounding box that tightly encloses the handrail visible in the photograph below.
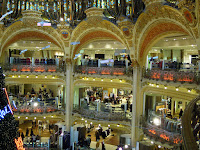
[143,69,200,84]
[181,96,200,150]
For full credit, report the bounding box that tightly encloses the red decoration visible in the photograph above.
[15,137,25,150]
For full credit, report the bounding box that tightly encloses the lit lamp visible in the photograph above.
[33,102,38,107]
[153,118,161,126]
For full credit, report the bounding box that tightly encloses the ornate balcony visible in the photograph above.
[74,65,133,77]
[73,104,131,124]
[2,64,65,73]
[143,69,200,84]
[142,111,183,146]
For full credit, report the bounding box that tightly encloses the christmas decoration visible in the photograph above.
[0,67,18,149]
[15,137,25,150]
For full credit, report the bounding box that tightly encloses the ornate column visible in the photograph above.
[196,38,200,71]
[65,58,73,132]
[131,60,142,149]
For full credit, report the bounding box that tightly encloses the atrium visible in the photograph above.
[0,0,199,150]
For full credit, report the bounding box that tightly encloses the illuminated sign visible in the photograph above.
[42,45,50,50]
[0,104,13,120]
[71,41,80,45]
[37,21,51,27]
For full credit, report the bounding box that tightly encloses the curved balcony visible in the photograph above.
[143,69,200,84]
[182,96,200,150]
[142,111,183,146]
[74,65,133,77]
[73,103,131,124]
[3,64,65,73]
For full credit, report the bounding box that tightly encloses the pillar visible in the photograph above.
[196,38,200,71]
[65,58,73,132]
[131,60,142,149]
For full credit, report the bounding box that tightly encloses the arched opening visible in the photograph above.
[138,22,191,66]
[0,31,64,69]
[146,34,198,71]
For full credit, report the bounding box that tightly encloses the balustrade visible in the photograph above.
[73,104,131,122]
[142,111,183,146]
[143,69,200,84]
[3,64,65,73]
[74,65,133,76]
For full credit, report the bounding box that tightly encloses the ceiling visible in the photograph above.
[8,38,61,51]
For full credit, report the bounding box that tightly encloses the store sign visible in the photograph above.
[0,104,13,120]
[37,21,51,27]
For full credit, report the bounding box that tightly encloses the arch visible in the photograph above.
[139,21,190,65]
[0,21,65,56]
[71,30,123,58]
[133,4,196,66]
[70,19,130,59]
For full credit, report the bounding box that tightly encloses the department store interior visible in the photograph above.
[0,0,199,150]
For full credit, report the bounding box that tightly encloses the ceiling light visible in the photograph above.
[117,124,120,127]
[52,76,55,78]
[174,39,176,41]
[45,76,47,78]
[176,88,179,91]
[188,89,191,92]
[93,78,95,81]
[34,117,36,119]
[120,80,122,82]
[183,38,186,40]
[44,117,46,119]
[26,75,29,78]
[151,141,154,144]
[18,116,20,119]
[51,116,53,118]
[165,39,168,42]
[86,78,88,80]
[36,76,38,78]
[82,78,84,80]
[101,79,103,81]
[25,117,28,119]
[108,125,110,127]
[158,145,161,148]
[111,79,113,82]
[48,42,51,43]
[156,85,159,88]
[12,75,14,77]
[33,102,38,107]
[164,86,167,89]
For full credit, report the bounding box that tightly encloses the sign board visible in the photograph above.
[71,42,80,45]
[37,21,51,27]
[42,45,50,50]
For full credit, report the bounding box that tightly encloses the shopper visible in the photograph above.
[96,139,100,150]
[26,128,29,136]
[21,132,25,141]
[102,140,106,150]
[179,109,183,118]
[86,135,91,148]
